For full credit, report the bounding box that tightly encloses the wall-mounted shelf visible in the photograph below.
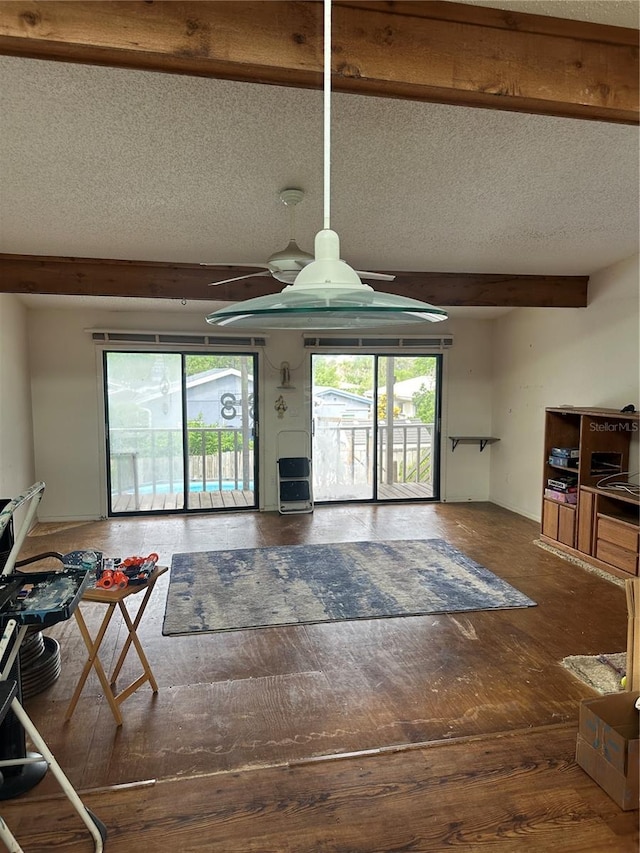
[449,436,500,452]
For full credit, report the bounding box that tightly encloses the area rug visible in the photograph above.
[561,652,626,694]
[162,539,536,636]
[533,539,624,588]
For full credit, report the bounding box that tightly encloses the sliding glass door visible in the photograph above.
[104,351,257,515]
[376,355,440,501]
[311,352,441,503]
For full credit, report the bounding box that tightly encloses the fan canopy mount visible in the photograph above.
[278,187,305,208]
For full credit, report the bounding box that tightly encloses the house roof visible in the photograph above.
[136,367,253,405]
[314,388,372,406]
[377,376,436,400]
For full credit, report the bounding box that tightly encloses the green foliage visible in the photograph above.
[110,419,252,459]
[337,355,374,396]
[312,357,340,388]
[187,414,252,455]
[107,400,151,429]
[412,385,436,424]
[185,355,244,376]
[107,352,179,389]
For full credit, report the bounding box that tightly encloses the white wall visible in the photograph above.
[440,319,495,502]
[490,253,640,520]
[20,253,640,523]
[0,294,35,501]
[26,305,493,520]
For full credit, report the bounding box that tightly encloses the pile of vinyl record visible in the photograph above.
[18,628,61,698]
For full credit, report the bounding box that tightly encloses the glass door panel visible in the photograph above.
[184,354,256,510]
[105,351,258,515]
[311,351,441,503]
[376,355,440,500]
[105,352,185,513]
[311,354,375,501]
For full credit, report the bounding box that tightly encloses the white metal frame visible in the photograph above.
[0,484,106,851]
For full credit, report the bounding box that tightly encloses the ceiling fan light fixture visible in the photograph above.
[206,0,447,331]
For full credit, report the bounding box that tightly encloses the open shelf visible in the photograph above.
[541,407,639,579]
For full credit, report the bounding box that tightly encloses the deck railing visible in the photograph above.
[109,421,434,501]
[110,427,254,499]
[314,421,434,488]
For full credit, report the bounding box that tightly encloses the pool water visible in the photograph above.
[121,481,253,495]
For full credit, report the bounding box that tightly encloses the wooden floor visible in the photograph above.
[2,502,637,851]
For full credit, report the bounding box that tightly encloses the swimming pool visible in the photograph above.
[120,481,254,495]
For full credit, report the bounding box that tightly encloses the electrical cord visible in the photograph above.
[595,470,640,497]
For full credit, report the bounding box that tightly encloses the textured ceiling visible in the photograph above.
[1,0,638,317]
[462,0,640,27]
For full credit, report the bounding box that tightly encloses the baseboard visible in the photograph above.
[36,514,102,523]
[441,494,489,503]
[489,498,540,522]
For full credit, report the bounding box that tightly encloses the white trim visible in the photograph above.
[303,334,453,350]
[86,329,268,348]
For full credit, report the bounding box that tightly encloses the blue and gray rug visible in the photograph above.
[162,539,535,635]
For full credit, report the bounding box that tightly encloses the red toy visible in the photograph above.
[97,569,128,590]
[95,553,159,589]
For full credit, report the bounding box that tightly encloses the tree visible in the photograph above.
[377,394,401,422]
[187,413,253,454]
[312,357,340,388]
[412,384,436,424]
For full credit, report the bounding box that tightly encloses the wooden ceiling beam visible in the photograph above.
[0,254,589,308]
[0,1,636,124]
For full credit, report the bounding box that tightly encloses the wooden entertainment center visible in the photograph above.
[541,407,640,580]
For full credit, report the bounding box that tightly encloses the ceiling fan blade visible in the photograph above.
[208,271,271,287]
[355,270,396,281]
[201,262,270,269]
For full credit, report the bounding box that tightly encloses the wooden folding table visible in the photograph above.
[65,566,167,726]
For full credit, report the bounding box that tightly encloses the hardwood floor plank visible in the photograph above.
[4,503,634,849]
[2,726,636,852]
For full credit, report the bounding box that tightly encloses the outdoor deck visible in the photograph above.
[112,480,433,513]
[112,489,256,513]
[377,481,434,500]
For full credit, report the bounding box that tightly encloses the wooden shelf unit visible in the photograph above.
[541,407,639,580]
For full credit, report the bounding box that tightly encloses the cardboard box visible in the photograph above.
[576,691,640,810]
[551,447,580,458]
[544,488,578,504]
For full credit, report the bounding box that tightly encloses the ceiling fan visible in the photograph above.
[202,187,395,287]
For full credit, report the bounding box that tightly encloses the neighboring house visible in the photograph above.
[375,375,435,419]
[136,368,254,430]
[313,387,373,422]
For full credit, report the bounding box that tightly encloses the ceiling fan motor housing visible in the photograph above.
[267,239,314,283]
[287,229,374,293]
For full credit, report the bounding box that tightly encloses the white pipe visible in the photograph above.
[0,482,46,577]
[9,698,104,852]
[323,0,331,231]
